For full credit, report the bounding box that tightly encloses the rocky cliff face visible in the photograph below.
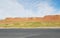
[44,15,60,21]
[0,15,60,24]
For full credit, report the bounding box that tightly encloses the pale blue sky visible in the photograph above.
[0,0,60,19]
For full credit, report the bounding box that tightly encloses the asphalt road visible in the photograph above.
[0,29,60,38]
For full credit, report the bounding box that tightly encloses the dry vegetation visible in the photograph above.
[0,22,60,28]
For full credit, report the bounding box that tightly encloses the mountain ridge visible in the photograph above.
[0,15,60,24]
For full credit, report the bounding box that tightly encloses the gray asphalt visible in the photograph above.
[0,29,60,38]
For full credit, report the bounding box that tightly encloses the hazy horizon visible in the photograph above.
[0,0,60,19]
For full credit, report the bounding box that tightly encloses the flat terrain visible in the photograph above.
[0,29,60,38]
[0,22,60,28]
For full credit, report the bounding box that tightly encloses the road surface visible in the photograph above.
[0,29,60,38]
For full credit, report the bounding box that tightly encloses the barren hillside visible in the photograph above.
[0,15,60,24]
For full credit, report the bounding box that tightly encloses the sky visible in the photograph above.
[0,0,60,19]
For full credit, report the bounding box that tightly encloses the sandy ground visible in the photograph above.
[0,27,60,29]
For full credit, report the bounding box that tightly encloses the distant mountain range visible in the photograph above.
[0,15,60,24]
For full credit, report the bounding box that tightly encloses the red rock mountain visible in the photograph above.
[0,15,60,24]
